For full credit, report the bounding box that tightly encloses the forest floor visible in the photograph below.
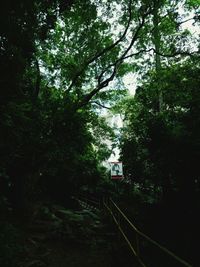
[14,201,140,267]
[2,198,196,267]
[2,200,196,267]
[23,238,112,267]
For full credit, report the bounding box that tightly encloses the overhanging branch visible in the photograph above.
[76,8,153,109]
[152,48,199,58]
[91,101,112,109]
[67,0,133,92]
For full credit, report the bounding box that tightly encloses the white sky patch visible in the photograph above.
[182,18,200,35]
[105,113,123,162]
[109,149,120,162]
[123,72,137,96]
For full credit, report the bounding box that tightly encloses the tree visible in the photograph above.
[0,0,74,103]
[120,57,200,204]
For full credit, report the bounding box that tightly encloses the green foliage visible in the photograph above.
[120,59,200,202]
[37,0,120,104]
[185,0,200,9]
[0,0,73,103]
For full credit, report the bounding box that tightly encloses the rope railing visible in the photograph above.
[104,201,147,267]
[106,198,193,267]
[75,194,193,267]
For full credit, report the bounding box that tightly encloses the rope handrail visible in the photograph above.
[75,194,193,267]
[104,201,147,267]
[110,198,193,267]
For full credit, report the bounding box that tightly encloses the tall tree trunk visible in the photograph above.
[153,0,163,112]
[34,58,41,98]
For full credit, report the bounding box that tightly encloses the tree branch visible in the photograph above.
[78,64,118,108]
[152,48,199,58]
[67,0,133,92]
[122,48,154,61]
[177,17,196,26]
[76,8,152,109]
[91,101,112,109]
